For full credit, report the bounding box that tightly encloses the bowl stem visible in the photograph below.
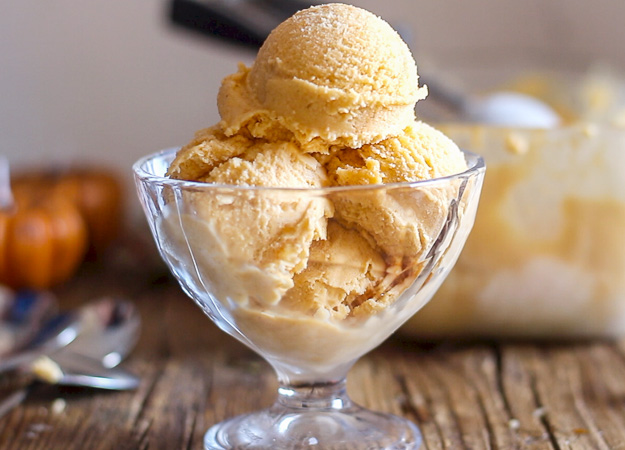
[204,372,422,449]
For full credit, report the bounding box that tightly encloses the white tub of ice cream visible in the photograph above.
[402,70,625,339]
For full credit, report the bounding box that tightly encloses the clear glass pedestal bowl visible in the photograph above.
[133,148,485,449]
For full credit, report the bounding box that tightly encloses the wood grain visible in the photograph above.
[0,247,624,449]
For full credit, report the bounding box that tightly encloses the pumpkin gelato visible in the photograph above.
[158,4,474,376]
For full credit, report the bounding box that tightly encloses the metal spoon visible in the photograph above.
[48,297,141,367]
[0,304,81,374]
[0,297,141,419]
[0,296,140,376]
[423,77,561,128]
[30,296,141,389]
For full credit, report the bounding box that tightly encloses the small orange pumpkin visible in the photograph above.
[54,170,124,255]
[12,168,124,256]
[0,184,88,289]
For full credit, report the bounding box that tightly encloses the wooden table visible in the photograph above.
[1,241,624,450]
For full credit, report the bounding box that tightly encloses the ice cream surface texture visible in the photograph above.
[163,3,470,374]
[215,3,427,151]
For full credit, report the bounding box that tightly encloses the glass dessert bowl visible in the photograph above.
[134,147,485,449]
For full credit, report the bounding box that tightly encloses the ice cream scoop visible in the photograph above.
[217,3,428,150]
[424,78,561,128]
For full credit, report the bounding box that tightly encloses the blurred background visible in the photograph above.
[1,0,625,337]
[2,0,625,217]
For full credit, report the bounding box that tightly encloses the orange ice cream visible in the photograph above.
[162,4,470,370]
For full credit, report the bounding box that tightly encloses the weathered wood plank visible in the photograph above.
[519,345,611,450]
[1,250,624,449]
[498,345,556,449]
[572,343,625,449]
[390,343,492,449]
[459,345,517,449]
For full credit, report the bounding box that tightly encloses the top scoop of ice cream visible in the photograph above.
[218,3,427,150]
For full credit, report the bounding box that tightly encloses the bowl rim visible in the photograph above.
[132,147,485,193]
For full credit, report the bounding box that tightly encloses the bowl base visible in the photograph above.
[204,404,422,449]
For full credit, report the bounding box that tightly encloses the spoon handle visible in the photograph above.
[419,75,470,113]
[0,156,14,211]
[47,353,141,390]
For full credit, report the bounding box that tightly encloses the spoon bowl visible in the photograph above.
[30,297,141,388]
[0,303,81,374]
[462,91,561,128]
[423,76,561,128]
[54,297,141,368]
[0,297,142,419]
[0,296,140,376]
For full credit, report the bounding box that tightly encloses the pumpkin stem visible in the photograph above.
[0,157,14,211]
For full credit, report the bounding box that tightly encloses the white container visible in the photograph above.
[402,121,625,338]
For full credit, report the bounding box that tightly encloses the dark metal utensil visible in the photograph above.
[0,297,142,419]
[168,0,318,48]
